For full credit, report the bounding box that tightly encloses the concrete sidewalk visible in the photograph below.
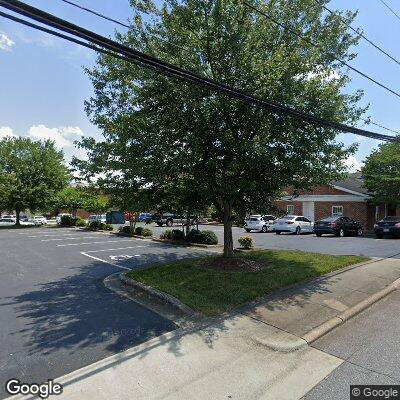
[238,257,400,349]
[9,314,343,400]
[8,257,400,400]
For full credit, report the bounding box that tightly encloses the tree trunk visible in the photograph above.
[15,209,20,226]
[223,201,234,258]
[185,213,191,236]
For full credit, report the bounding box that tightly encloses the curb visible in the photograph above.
[257,276,400,353]
[151,238,222,249]
[120,272,197,316]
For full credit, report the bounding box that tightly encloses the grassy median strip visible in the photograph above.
[127,250,369,316]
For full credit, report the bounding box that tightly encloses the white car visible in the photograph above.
[0,218,16,226]
[244,215,276,233]
[274,215,314,235]
[33,216,48,225]
[88,214,107,224]
[56,213,71,225]
[1,214,16,221]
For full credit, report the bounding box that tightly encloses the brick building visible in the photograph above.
[274,173,399,232]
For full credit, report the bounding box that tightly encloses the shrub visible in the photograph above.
[160,230,172,239]
[75,217,86,227]
[135,226,153,236]
[60,215,73,226]
[186,229,218,245]
[238,236,254,249]
[119,225,133,235]
[103,224,114,231]
[171,229,185,241]
[88,220,102,230]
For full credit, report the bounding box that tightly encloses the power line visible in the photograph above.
[60,0,194,55]
[242,1,400,100]
[62,0,400,138]
[314,0,400,68]
[0,0,397,143]
[378,0,400,22]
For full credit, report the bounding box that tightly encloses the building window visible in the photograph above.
[287,205,294,214]
[332,206,343,217]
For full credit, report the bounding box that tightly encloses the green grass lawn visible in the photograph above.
[127,250,369,316]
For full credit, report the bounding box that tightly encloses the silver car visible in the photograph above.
[274,215,314,235]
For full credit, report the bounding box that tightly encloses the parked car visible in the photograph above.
[152,213,198,227]
[374,216,400,238]
[0,218,16,226]
[88,214,107,224]
[138,213,153,223]
[56,213,71,225]
[313,216,364,237]
[1,214,16,221]
[274,215,313,235]
[33,216,48,225]
[244,215,276,233]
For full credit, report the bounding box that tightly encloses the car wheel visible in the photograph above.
[245,229,251,232]
[376,234,384,239]
[261,225,268,233]
[295,226,301,235]
[316,233,322,237]
[275,231,281,235]
[166,219,173,227]
[356,228,364,237]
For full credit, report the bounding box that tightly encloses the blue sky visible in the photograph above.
[0,0,399,168]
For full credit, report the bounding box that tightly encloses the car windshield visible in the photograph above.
[382,216,400,222]
[280,216,294,220]
[249,217,260,221]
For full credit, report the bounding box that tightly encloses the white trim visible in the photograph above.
[332,185,370,198]
[280,195,368,202]
[286,204,294,214]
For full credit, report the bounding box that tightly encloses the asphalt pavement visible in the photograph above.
[0,227,211,399]
[145,222,400,258]
[304,289,400,399]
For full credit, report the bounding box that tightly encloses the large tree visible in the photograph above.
[76,0,364,257]
[362,142,400,206]
[0,137,70,224]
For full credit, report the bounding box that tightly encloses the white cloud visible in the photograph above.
[0,33,15,51]
[28,125,83,149]
[344,155,364,173]
[0,126,17,139]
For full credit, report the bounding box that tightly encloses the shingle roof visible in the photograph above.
[332,172,370,195]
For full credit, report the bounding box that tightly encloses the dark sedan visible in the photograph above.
[374,216,400,238]
[313,216,364,237]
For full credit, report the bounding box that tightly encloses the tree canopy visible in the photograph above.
[75,0,364,256]
[0,137,70,223]
[362,142,400,206]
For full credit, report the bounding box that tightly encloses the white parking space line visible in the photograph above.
[41,236,100,242]
[57,239,139,247]
[28,233,103,238]
[80,252,130,270]
[85,246,147,254]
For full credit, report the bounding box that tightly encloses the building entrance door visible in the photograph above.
[302,202,315,222]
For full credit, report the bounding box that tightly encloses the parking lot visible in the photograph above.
[0,224,399,398]
[0,227,212,399]
[147,223,400,259]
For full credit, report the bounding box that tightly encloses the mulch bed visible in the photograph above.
[202,257,267,272]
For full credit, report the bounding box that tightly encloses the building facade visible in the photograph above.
[274,173,399,232]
